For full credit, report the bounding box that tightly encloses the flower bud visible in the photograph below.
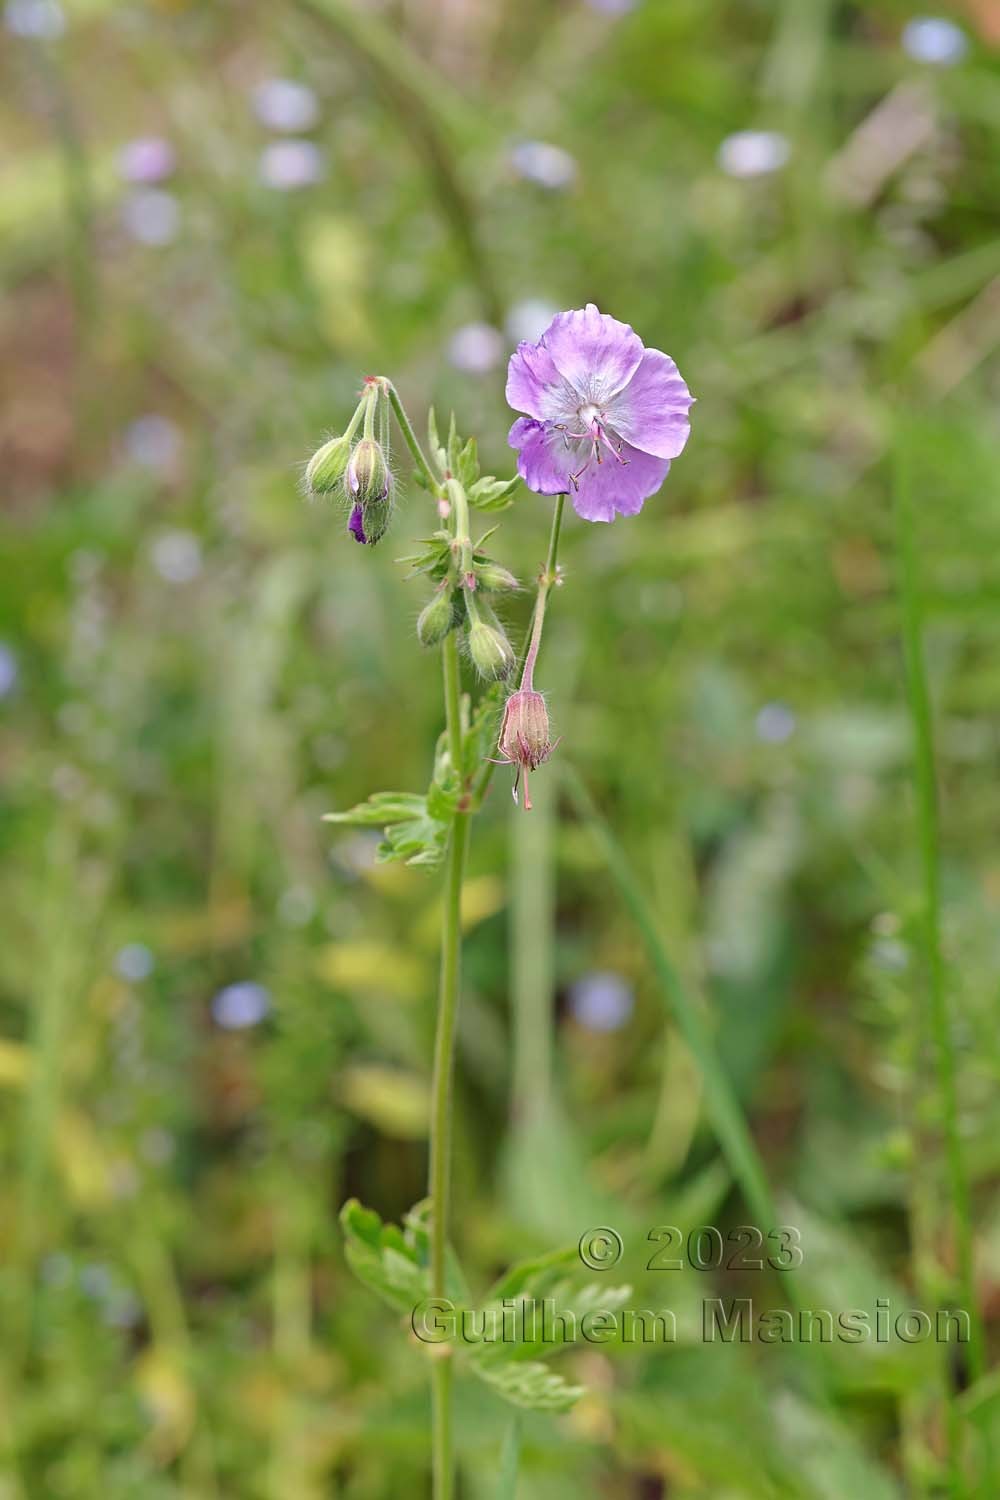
[417,587,456,647]
[466,618,515,680]
[474,560,520,592]
[305,433,351,494]
[346,438,390,506]
[497,688,557,810]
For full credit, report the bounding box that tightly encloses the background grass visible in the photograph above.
[3,0,1000,1495]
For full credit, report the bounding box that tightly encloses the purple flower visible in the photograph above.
[506,304,692,523]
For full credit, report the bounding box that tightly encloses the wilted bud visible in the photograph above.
[417,587,456,647]
[474,560,520,592]
[346,438,390,506]
[466,618,515,680]
[497,688,557,810]
[305,433,352,494]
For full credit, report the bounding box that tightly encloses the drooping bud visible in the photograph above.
[305,432,352,494]
[345,437,393,545]
[417,587,456,647]
[497,688,557,810]
[346,438,390,506]
[474,560,520,592]
[466,618,515,680]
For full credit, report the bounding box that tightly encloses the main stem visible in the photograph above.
[429,631,468,1500]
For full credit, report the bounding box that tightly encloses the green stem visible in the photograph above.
[893,436,985,1485]
[429,631,470,1500]
[473,494,565,808]
[384,380,441,495]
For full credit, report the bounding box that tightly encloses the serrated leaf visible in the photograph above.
[468,475,521,513]
[456,436,480,488]
[463,682,504,780]
[323,792,426,828]
[470,1358,583,1413]
[447,411,460,474]
[340,1198,468,1310]
[428,407,447,474]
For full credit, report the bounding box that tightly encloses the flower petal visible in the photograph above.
[571,443,671,523]
[608,348,693,460]
[505,341,575,421]
[508,417,574,495]
[542,303,644,404]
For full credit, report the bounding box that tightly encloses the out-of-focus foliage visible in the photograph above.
[2,0,1000,1494]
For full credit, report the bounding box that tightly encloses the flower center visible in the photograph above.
[555,404,629,490]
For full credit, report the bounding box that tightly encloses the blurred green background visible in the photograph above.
[4,0,1000,1494]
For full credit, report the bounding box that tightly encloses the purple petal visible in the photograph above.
[542,303,643,404]
[571,444,671,523]
[608,348,694,461]
[505,340,574,421]
[348,503,367,544]
[509,417,574,495]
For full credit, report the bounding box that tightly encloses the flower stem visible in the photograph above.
[384,379,442,495]
[428,630,469,1500]
[519,493,564,691]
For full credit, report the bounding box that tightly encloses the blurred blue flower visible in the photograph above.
[505,298,560,345]
[755,701,796,744]
[4,0,64,38]
[585,0,637,14]
[150,531,202,584]
[124,413,181,471]
[447,322,505,374]
[718,130,790,179]
[211,982,271,1030]
[902,17,968,65]
[568,971,635,1032]
[509,140,578,190]
[259,140,325,190]
[117,137,175,185]
[0,643,19,700]
[253,77,320,133]
[114,944,155,982]
[122,189,180,246]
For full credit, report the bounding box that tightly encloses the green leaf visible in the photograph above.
[323,792,427,829]
[468,475,520,513]
[339,1198,468,1311]
[446,411,460,474]
[428,407,447,474]
[496,1417,521,1499]
[456,435,480,488]
[470,1358,584,1413]
[463,681,504,780]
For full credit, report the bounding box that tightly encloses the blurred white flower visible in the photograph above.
[447,322,505,374]
[122,188,180,246]
[585,0,637,14]
[259,139,325,190]
[253,77,320,133]
[902,17,968,65]
[567,971,635,1032]
[0,643,18,700]
[718,130,790,179]
[114,943,155,982]
[124,413,181,471]
[755,702,796,743]
[505,298,560,345]
[211,981,271,1030]
[509,140,578,190]
[278,884,316,927]
[117,137,175,185]
[4,0,64,39]
[150,531,202,585]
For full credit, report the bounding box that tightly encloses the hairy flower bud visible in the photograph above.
[305,433,351,494]
[466,618,515,680]
[474,560,520,592]
[346,438,390,506]
[497,688,557,809]
[417,587,456,647]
